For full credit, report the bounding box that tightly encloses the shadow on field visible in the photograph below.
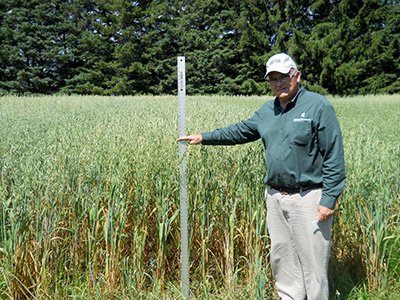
[329,245,365,299]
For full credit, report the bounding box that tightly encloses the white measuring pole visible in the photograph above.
[178,56,190,299]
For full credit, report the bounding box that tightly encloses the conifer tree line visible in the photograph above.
[0,0,399,96]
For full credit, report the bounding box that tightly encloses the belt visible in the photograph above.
[270,184,323,194]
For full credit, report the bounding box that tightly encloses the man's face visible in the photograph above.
[268,69,300,103]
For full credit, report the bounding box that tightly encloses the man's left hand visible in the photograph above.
[317,205,335,222]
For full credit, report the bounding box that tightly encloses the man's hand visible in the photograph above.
[317,205,335,222]
[177,134,203,145]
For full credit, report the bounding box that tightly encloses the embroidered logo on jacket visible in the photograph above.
[293,112,311,122]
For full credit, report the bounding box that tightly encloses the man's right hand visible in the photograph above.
[176,134,203,145]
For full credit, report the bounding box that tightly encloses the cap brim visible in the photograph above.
[265,66,293,77]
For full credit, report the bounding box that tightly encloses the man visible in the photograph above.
[177,53,346,300]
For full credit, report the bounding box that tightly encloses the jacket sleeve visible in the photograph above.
[201,110,261,145]
[317,104,346,209]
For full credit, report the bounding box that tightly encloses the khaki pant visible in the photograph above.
[265,187,333,300]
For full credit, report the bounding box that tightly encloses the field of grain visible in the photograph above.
[0,94,399,299]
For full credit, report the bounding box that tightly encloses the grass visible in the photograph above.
[0,94,399,299]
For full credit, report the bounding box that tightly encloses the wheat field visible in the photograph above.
[0,94,399,299]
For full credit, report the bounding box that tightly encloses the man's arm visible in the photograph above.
[317,104,346,213]
[178,108,262,146]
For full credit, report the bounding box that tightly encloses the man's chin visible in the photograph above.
[278,92,289,100]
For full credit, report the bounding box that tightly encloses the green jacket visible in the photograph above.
[201,85,346,209]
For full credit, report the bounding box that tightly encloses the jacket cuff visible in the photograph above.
[201,132,212,145]
[319,194,337,209]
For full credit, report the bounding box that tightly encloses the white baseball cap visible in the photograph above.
[265,53,297,77]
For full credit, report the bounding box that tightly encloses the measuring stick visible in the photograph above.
[178,56,189,299]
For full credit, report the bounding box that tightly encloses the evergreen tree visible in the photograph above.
[61,0,120,95]
[0,0,69,94]
[267,0,399,95]
[237,0,272,95]
[107,0,156,95]
[0,0,398,95]
[170,0,244,95]
[313,0,400,95]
